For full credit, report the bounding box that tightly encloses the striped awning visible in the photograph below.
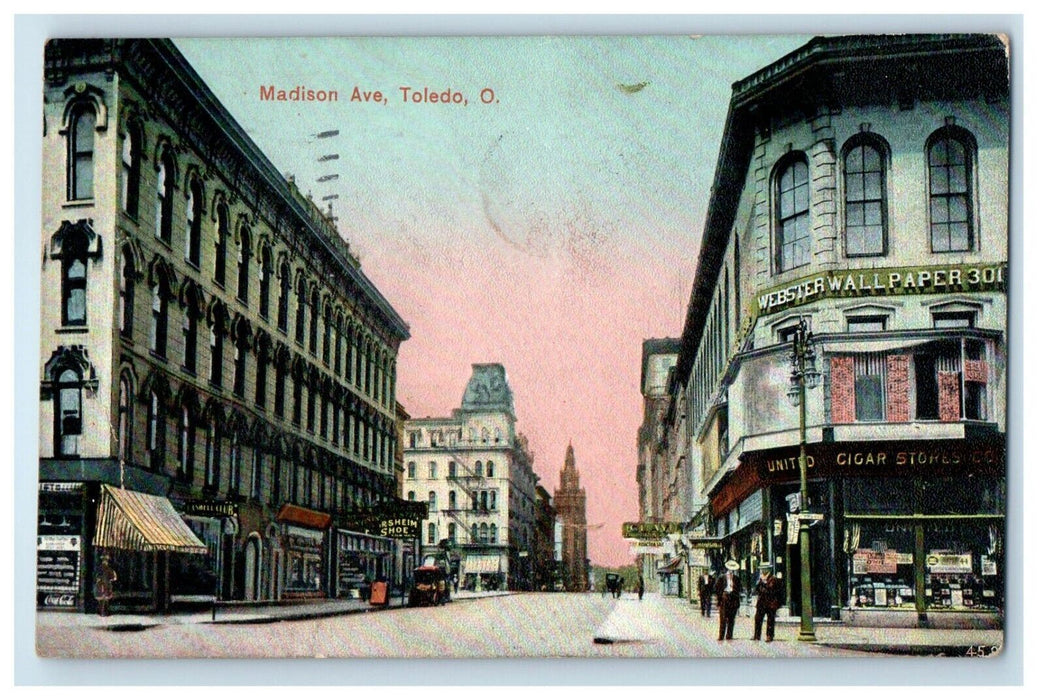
[657,556,684,574]
[462,555,501,574]
[94,485,207,554]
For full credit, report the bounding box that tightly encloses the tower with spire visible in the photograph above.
[554,442,588,592]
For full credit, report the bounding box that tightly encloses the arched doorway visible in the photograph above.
[244,533,262,601]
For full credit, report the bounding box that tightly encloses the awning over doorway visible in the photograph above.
[462,554,501,574]
[657,556,683,574]
[94,485,207,554]
[276,503,332,530]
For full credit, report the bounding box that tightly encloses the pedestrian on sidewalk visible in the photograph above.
[93,554,117,617]
[637,575,645,600]
[715,562,741,641]
[751,563,782,642]
[698,571,714,617]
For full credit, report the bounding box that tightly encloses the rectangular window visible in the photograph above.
[847,316,887,333]
[428,461,437,479]
[933,311,976,329]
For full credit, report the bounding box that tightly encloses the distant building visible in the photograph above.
[533,484,557,591]
[402,364,539,591]
[38,40,409,613]
[635,338,681,583]
[554,444,588,592]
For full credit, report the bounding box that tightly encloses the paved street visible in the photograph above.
[35,591,999,659]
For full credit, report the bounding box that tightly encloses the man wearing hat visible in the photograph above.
[714,561,742,641]
[751,563,783,642]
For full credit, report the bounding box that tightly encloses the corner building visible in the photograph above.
[38,40,409,613]
[403,364,539,591]
[670,35,1007,627]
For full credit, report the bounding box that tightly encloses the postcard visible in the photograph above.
[34,33,1009,660]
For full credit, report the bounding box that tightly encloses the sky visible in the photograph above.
[175,35,812,566]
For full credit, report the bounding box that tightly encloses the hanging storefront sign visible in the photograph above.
[342,498,427,540]
[183,500,239,518]
[622,522,684,539]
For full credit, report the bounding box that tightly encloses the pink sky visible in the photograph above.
[176,35,810,565]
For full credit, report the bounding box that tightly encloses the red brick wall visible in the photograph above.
[831,356,855,424]
[886,354,911,422]
[965,359,988,384]
[938,371,961,421]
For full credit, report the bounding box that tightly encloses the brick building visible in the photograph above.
[37,39,409,613]
[664,35,1008,626]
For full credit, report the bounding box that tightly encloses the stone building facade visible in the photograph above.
[665,35,1008,626]
[402,364,540,591]
[554,444,589,592]
[37,39,409,613]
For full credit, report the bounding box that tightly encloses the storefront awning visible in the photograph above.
[94,485,207,554]
[462,555,501,574]
[277,503,332,530]
[657,556,683,574]
[822,338,934,355]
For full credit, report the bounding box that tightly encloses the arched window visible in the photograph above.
[117,375,132,462]
[236,226,251,303]
[259,246,272,319]
[277,261,291,332]
[844,137,888,256]
[274,360,286,419]
[185,179,203,266]
[486,460,494,478]
[448,490,457,510]
[229,434,241,495]
[471,523,479,544]
[61,234,88,326]
[407,490,415,501]
[214,204,228,287]
[121,124,141,216]
[928,128,976,252]
[182,289,199,375]
[448,461,457,478]
[147,390,165,471]
[471,491,478,511]
[407,461,416,479]
[292,377,303,426]
[149,281,169,358]
[333,313,343,375]
[294,278,307,345]
[155,151,175,244]
[178,404,194,483]
[209,321,224,388]
[233,340,247,398]
[204,423,221,492]
[489,523,497,544]
[480,491,488,511]
[119,252,135,339]
[428,491,437,510]
[308,289,320,355]
[428,522,437,545]
[254,341,268,410]
[448,522,457,544]
[489,490,497,511]
[67,104,95,201]
[55,367,83,457]
[480,523,489,544]
[250,450,264,501]
[775,155,810,272]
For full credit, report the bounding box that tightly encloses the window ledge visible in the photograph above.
[149,351,168,363]
[56,325,89,334]
[184,260,201,272]
[63,199,95,209]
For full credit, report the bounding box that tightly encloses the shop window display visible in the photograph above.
[846,520,916,609]
[925,520,1002,611]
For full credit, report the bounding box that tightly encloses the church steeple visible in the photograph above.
[560,442,581,491]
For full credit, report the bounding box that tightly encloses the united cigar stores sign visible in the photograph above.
[751,439,1005,482]
[711,438,1005,517]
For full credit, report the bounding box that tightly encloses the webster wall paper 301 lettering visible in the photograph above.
[34,32,1010,662]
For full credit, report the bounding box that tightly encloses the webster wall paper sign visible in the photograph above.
[29,29,1010,672]
[755,263,1007,317]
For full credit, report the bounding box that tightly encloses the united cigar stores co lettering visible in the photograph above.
[761,445,1002,475]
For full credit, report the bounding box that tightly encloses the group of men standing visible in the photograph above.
[697,563,782,642]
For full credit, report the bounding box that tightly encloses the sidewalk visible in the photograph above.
[36,588,514,631]
[594,592,1004,656]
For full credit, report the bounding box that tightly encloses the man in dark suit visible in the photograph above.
[751,563,783,642]
[715,564,742,641]
[698,572,714,617]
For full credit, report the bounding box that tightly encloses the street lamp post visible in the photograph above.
[787,318,821,643]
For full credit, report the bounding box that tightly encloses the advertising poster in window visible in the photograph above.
[28,25,1010,671]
